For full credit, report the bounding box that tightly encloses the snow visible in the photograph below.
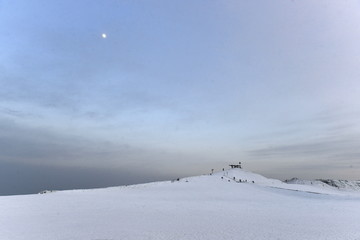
[1,169,360,240]
[286,177,360,192]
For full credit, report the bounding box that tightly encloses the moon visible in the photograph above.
[101,33,107,39]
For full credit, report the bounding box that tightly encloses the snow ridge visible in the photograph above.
[285,177,360,192]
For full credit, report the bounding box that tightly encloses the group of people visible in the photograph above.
[220,176,255,184]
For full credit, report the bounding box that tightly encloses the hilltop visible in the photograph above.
[0,168,359,240]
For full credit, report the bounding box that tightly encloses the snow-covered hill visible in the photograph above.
[0,168,359,240]
[285,177,360,192]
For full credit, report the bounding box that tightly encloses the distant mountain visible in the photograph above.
[284,177,360,191]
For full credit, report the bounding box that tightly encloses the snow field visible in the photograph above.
[0,169,359,240]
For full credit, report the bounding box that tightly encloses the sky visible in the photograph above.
[1,0,360,195]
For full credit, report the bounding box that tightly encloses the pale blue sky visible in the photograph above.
[1,0,360,195]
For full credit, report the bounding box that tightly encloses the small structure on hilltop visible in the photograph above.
[229,162,242,169]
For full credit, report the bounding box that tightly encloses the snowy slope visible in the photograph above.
[0,169,360,240]
[286,177,360,192]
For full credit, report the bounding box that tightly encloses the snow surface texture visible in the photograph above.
[1,169,360,240]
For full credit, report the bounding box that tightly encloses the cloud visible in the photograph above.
[248,137,360,161]
[0,107,40,119]
[0,118,129,167]
[244,110,360,180]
